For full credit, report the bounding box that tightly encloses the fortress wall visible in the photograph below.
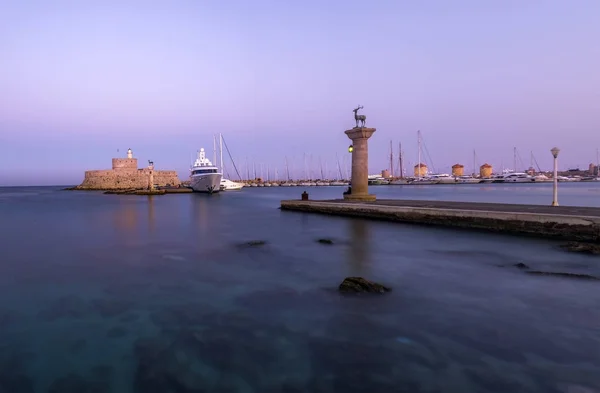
[112,158,138,171]
[150,170,181,187]
[78,169,181,190]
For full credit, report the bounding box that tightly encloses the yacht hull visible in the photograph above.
[190,173,222,193]
[220,179,244,191]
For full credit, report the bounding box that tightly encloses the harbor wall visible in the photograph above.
[280,200,600,242]
[77,169,180,190]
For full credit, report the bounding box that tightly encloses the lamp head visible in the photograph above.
[348,145,354,153]
[551,147,560,158]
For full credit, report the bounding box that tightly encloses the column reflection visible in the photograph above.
[346,218,371,277]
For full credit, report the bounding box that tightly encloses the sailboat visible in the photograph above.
[217,134,245,191]
[410,131,440,185]
[390,142,409,184]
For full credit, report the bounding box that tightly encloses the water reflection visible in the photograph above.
[191,195,211,234]
[346,219,371,276]
[114,200,137,230]
[147,196,156,233]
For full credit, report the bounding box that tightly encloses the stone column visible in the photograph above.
[148,170,154,191]
[344,127,376,201]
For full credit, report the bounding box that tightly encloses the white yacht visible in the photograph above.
[190,148,222,193]
[501,172,535,183]
[220,178,244,191]
[533,174,551,182]
[427,173,455,184]
[410,177,440,185]
[455,175,480,184]
[330,181,349,186]
[479,174,505,183]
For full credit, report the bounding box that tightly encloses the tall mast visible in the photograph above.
[530,150,533,170]
[253,162,256,180]
[303,153,307,180]
[473,149,476,177]
[417,130,421,180]
[399,142,404,179]
[219,133,224,173]
[389,140,394,178]
[513,147,517,172]
[246,157,250,180]
[319,157,324,179]
[213,135,217,166]
[285,156,290,180]
[336,153,343,179]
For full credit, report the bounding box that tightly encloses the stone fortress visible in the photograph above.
[76,148,181,190]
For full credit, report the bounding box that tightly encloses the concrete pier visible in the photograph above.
[345,127,376,201]
[280,199,600,241]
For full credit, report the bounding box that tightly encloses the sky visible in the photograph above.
[1,0,599,185]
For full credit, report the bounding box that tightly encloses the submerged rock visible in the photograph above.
[317,238,334,245]
[238,240,268,248]
[513,262,530,269]
[338,277,391,294]
[526,271,600,280]
[560,241,600,255]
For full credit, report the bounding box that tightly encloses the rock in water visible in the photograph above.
[560,242,600,255]
[513,262,530,269]
[317,238,334,245]
[338,277,391,294]
[238,240,267,248]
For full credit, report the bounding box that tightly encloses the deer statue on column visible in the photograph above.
[353,105,366,128]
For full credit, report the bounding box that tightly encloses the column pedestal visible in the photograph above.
[344,127,376,201]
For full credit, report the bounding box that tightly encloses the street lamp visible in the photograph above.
[348,145,353,153]
[551,147,560,206]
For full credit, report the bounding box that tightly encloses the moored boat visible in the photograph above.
[220,178,244,191]
[190,148,222,193]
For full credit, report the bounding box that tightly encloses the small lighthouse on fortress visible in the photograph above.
[127,148,133,159]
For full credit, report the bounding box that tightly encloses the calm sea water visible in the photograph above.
[0,184,599,393]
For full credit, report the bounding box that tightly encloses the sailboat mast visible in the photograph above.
[530,151,533,170]
[399,142,404,179]
[213,135,217,166]
[303,153,307,180]
[513,147,517,172]
[285,157,290,180]
[246,157,250,180]
[219,133,224,173]
[417,130,421,180]
[336,153,343,179]
[473,149,476,177]
[389,140,393,178]
[319,157,324,179]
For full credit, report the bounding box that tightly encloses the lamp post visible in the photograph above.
[551,147,559,206]
[348,145,353,153]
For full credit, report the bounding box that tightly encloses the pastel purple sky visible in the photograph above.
[1,0,599,185]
